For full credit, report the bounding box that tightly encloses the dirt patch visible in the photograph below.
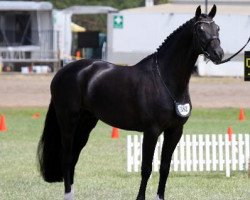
[0,74,249,108]
[190,77,250,108]
[0,74,52,107]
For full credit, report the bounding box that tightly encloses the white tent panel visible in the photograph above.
[113,13,191,53]
[112,13,250,54]
[53,10,72,59]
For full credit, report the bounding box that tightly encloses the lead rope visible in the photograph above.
[216,37,250,64]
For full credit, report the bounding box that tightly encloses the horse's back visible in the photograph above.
[50,59,104,110]
[50,59,134,110]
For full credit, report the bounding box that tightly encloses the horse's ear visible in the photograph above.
[208,4,217,18]
[195,5,201,19]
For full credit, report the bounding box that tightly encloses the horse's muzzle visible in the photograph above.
[211,47,224,64]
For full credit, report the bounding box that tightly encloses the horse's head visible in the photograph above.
[194,5,224,64]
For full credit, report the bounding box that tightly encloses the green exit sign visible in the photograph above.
[113,15,123,29]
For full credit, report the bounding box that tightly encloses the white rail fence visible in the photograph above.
[127,134,250,177]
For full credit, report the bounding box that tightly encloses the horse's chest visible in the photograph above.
[146,97,190,128]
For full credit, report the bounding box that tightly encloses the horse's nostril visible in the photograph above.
[214,49,223,60]
[214,50,219,56]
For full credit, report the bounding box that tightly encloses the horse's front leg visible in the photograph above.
[136,131,159,200]
[156,126,183,200]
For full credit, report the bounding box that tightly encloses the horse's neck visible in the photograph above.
[157,25,198,100]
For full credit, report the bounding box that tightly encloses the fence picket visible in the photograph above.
[238,134,243,170]
[153,140,160,172]
[245,134,249,170]
[225,134,230,177]
[198,135,204,171]
[205,135,210,171]
[192,135,197,171]
[231,134,237,170]
[140,135,143,164]
[186,135,191,171]
[180,137,185,171]
[133,135,139,172]
[173,142,179,171]
[212,134,217,171]
[218,134,224,171]
[127,135,132,172]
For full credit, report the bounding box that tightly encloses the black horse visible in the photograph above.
[37,5,224,200]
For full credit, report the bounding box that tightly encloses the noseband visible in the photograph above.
[194,20,220,59]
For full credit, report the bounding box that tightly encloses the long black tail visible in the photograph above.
[37,100,63,182]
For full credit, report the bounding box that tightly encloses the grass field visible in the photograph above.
[0,107,250,200]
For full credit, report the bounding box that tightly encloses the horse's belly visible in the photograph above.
[90,100,143,131]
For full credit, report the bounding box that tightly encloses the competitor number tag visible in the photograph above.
[175,102,191,117]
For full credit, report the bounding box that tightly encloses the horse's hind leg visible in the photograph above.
[70,112,98,185]
[56,110,80,200]
[58,110,98,200]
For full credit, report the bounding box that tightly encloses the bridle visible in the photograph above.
[194,19,250,64]
[193,20,220,60]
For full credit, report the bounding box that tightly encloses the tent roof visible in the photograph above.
[121,3,250,15]
[63,6,117,15]
[0,1,53,11]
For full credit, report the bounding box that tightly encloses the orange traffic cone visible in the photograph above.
[32,112,41,119]
[111,127,119,139]
[227,126,233,141]
[239,108,246,121]
[76,51,81,60]
[0,115,7,132]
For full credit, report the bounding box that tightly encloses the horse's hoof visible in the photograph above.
[64,191,73,200]
[156,194,164,200]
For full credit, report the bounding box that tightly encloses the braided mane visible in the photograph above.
[156,18,195,53]
[136,17,199,65]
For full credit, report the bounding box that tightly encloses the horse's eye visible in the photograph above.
[216,25,220,31]
[200,26,204,31]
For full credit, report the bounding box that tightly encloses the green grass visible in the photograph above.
[0,107,249,200]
